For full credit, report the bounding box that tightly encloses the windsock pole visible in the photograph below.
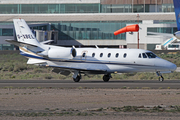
[137,14,140,49]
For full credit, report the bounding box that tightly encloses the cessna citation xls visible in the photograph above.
[6,19,177,82]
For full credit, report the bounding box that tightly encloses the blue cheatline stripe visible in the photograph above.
[20,51,48,60]
[20,52,157,68]
[163,38,174,46]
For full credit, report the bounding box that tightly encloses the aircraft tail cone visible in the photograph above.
[114,24,139,35]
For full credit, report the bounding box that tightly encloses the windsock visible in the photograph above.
[114,24,139,35]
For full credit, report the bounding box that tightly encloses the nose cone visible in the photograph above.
[170,63,177,71]
[155,59,177,72]
[165,60,177,71]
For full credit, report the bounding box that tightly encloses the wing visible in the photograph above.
[51,65,107,75]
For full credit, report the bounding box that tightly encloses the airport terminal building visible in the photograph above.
[0,0,176,50]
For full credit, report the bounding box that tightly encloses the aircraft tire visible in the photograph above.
[103,75,110,82]
[159,76,164,82]
[73,75,81,82]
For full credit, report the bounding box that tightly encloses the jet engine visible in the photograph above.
[47,47,76,60]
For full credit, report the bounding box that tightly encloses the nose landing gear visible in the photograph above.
[156,71,164,82]
[159,76,164,82]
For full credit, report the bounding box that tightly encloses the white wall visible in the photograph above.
[126,20,177,49]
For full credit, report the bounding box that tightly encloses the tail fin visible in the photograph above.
[13,19,40,47]
[173,0,180,31]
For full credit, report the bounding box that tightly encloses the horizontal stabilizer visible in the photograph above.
[6,39,38,47]
[27,58,46,64]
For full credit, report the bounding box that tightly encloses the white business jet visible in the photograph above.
[6,19,177,82]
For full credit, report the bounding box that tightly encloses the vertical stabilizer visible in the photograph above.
[173,0,180,31]
[13,19,40,47]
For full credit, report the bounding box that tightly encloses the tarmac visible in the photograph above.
[0,80,179,89]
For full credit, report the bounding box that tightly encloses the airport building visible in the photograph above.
[0,0,176,50]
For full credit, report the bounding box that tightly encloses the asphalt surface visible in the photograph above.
[0,80,180,89]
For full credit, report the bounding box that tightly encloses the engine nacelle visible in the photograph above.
[48,47,76,60]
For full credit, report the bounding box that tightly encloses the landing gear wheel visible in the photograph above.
[159,76,164,82]
[103,75,110,82]
[73,75,81,82]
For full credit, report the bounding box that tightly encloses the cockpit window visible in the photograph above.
[138,53,141,58]
[142,53,147,58]
[146,52,157,58]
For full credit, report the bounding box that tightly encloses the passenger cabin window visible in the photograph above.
[92,53,95,57]
[142,53,147,58]
[138,53,141,58]
[100,53,103,57]
[115,53,119,58]
[146,52,157,58]
[123,53,127,58]
[108,53,111,58]
[82,53,86,57]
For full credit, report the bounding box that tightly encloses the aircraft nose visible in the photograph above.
[170,63,177,71]
[155,59,177,72]
[166,62,177,71]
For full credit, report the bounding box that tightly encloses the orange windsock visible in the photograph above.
[114,24,139,35]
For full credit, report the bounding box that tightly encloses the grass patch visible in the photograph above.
[122,86,127,89]
[3,105,180,117]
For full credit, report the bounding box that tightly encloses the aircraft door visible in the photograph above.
[81,51,88,61]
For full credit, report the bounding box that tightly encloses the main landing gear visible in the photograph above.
[103,74,112,82]
[73,75,81,82]
[156,71,164,82]
[73,71,81,82]
[73,72,112,82]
